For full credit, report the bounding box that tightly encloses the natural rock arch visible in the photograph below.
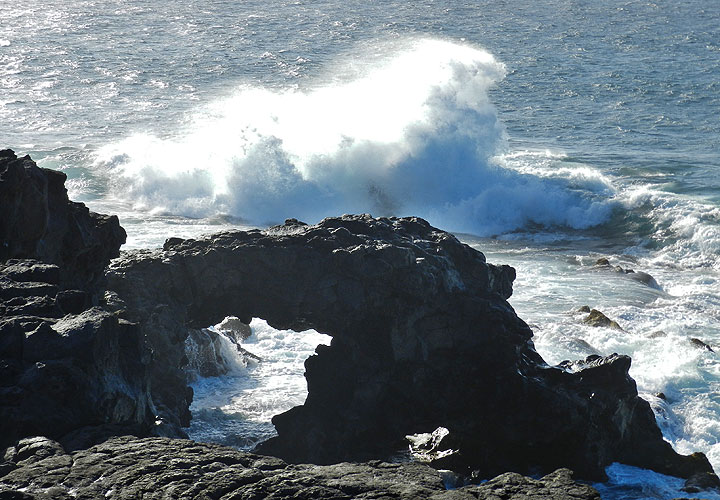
[107,215,714,481]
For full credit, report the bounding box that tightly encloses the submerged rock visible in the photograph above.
[0,436,602,500]
[690,338,715,353]
[106,214,714,482]
[594,257,661,289]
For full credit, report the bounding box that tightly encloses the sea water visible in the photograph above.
[2,1,719,498]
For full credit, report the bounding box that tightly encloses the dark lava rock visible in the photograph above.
[1,156,715,487]
[594,257,661,289]
[464,468,601,500]
[683,471,720,493]
[106,214,714,482]
[0,436,601,500]
[184,327,244,379]
[0,149,126,293]
[0,158,158,450]
[0,266,157,449]
[690,338,715,353]
[582,308,624,331]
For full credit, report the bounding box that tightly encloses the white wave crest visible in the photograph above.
[621,185,720,270]
[95,38,615,235]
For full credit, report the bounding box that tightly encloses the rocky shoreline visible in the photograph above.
[1,436,601,500]
[1,150,718,498]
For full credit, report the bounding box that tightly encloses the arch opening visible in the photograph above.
[184,316,331,450]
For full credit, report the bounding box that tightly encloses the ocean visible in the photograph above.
[2,0,719,498]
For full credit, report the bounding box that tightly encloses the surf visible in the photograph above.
[93,38,616,235]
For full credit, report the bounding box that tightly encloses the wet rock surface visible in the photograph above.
[582,308,624,331]
[0,436,601,500]
[594,258,661,289]
[107,214,714,481]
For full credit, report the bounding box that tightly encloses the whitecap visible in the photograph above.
[94,38,617,235]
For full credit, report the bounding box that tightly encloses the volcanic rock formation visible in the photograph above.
[0,149,126,293]
[106,214,715,481]
[0,151,160,451]
[0,153,716,493]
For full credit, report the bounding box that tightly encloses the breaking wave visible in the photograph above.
[95,38,616,235]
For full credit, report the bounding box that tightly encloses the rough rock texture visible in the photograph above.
[582,309,624,331]
[106,214,715,481]
[0,260,157,451]
[0,156,158,450]
[0,436,601,500]
[0,149,126,293]
[184,327,245,379]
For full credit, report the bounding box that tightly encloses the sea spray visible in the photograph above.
[93,39,616,234]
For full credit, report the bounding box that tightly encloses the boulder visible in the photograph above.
[582,308,624,331]
[690,338,714,353]
[217,316,253,342]
[594,257,661,289]
[184,327,247,379]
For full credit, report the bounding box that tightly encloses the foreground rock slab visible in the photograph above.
[0,436,601,500]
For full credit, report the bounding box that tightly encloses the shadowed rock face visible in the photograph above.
[0,149,126,293]
[106,214,715,481]
[0,259,157,452]
[0,153,154,451]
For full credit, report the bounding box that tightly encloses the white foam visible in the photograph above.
[594,463,720,500]
[93,38,616,234]
[620,185,720,271]
[188,318,331,448]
